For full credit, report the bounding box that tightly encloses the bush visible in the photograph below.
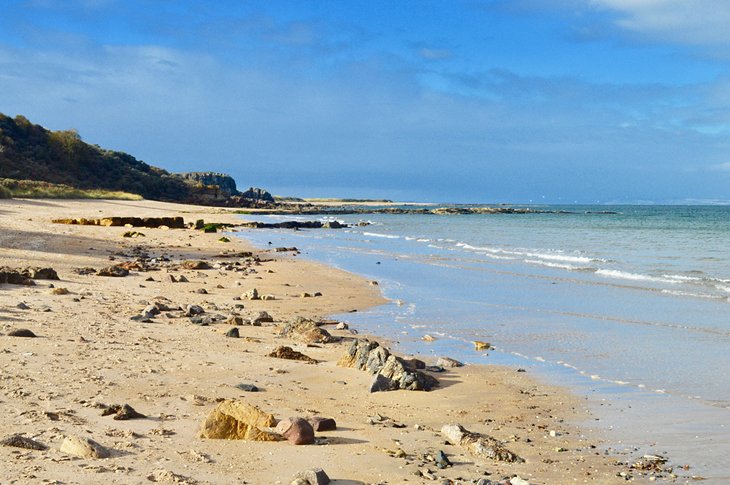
[0,185,11,199]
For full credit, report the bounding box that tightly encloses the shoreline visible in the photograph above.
[0,198,665,483]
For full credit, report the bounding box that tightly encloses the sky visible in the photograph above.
[1,0,730,203]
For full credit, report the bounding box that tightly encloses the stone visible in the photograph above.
[26,267,59,280]
[147,469,196,483]
[144,304,161,316]
[268,346,317,364]
[51,287,69,295]
[441,424,523,463]
[423,334,436,341]
[225,328,240,338]
[473,341,491,351]
[291,468,330,485]
[510,477,531,485]
[404,358,426,370]
[234,383,259,392]
[0,434,48,450]
[168,275,178,283]
[7,328,36,338]
[0,268,35,285]
[97,266,129,277]
[102,404,146,420]
[252,311,274,324]
[200,399,279,441]
[195,288,208,294]
[261,294,276,301]
[275,417,315,445]
[178,275,189,283]
[243,288,260,300]
[308,416,337,432]
[435,450,452,468]
[60,435,110,458]
[16,302,30,310]
[370,374,398,393]
[182,260,211,270]
[185,305,205,316]
[335,322,348,330]
[436,357,464,368]
[279,317,334,344]
[226,315,244,326]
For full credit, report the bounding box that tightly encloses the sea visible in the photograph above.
[236,205,730,481]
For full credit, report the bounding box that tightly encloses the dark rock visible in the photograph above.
[235,383,259,392]
[225,328,240,338]
[26,267,59,280]
[16,302,30,310]
[268,346,317,364]
[183,260,211,270]
[436,357,464,368]
[185,305,205,316]
[0,268,35,285]
[7,329,36,338]
[102,404,146,420]
[435,450,452,468]
[252,311,273,325]
[308,416,336,432]
[195,288,208,294]
[404,358,426,370]
[239,186,274,202]
[0,434,48,450]
[130,315,153,323]
[178,275,189,283]
[370,374,398,393]
[275,417,315,445]
[425,365,445,373]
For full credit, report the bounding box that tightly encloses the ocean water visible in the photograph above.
[237,206,730,480]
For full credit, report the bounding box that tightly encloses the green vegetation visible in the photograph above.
[0,178,142,200]
[0,113,192,201]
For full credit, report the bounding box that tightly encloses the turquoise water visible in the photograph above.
[238,206,730,480]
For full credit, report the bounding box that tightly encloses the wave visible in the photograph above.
[594,269,671,284]
[362,232,400,239]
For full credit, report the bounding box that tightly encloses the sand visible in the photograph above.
[0,199,640,484]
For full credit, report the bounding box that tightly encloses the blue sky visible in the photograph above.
[2,0,730,203]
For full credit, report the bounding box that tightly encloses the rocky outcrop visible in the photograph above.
[279,317,335,344]
[0,266,58,285]
[52,217,185,229]
[176,172,239,198]
[200,400,280,441]
[239,186,274,202]
[441,424,523,463]
[338,339,438,391]
[241,220,346,229]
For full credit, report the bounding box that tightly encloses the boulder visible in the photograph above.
[0,434,47,450]
[0,268,35,285]
[252,311,273,325]
[370,374,398,393]
[24,267,59,280]
[7,329,37,338]
[268,346,317,364]
[243,288,260,300]
[437,357,464,368]
[308,416,336,432]
[183,260,211,270]
[60,435,110,458]
[101,404,146,420]
[200,400,279,441]
[279,317,334,344]
[275,417,315,445]
[225,328,240,338]
[97,266,129,277]
[441,424,523,463]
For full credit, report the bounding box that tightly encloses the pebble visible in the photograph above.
[225,328,240,338]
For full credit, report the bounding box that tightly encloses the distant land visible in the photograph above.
[0,113,273,206]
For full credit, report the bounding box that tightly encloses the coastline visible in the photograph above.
[0,198,641,483]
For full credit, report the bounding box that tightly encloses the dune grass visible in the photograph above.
[0,178,142,200]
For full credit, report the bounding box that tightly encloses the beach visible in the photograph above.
[1,198,649,484]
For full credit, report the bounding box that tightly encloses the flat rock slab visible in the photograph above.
[60,435,110,459]
[441,423,523,463]
[268,346,317,364]
[200,399,280,441]
[1,434,47,450]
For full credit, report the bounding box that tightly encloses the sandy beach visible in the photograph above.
[0,199,641,484]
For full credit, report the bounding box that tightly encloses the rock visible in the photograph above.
[97,266,129,277]
[275,417,315,445]
[194,288,208,294]
[0,434,48,450]
[252,311,274,324]
[225,327,240,338]
[243,288,260,300]
[178,275,189,283]
[437,357,464,368]
[168,275,178,283]
[0,268,35,285]
[473,341,491,351]
[200,399,279,441]
[147,469,196,484]
[102,404,146,420]
[441,424,523,463]
[7,328,36,337]
[51,287,69,295]
[26,267,59,280]
[183,260,211,270]
[239,186,275,202]
[335,322,348,330]
[268,346,317,364]
[510,477,531,485]
[404,358,426,370]
[423,334,436,341]
[435,450,452,468]
[185,305,205,316]
[370,374,398,393]
[291,468,330,485]
[308,416,337,432]
[379,354,439,391]
[279,317,334,344]
[59,435,110,458]
[234,383,259,392]
[226,315,244,325]
[261,294,276,301]
[299,292,312,298]
[16,302,30,310]
[425,365,444,373]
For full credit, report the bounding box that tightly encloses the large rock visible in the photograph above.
[437,356,464,368]
[279,317,334,344]
[176,172,239,198]
[268,346,317,364]
[239,186,274,202]
[275,417,315,445]
[200,400,279,441]
[60,435,110,458]
[308,416,337,432]
[441,424,523,463]
[338,339,438,391]
[1,434,47,450]
[291,468,330,485]
[0,268,35,285]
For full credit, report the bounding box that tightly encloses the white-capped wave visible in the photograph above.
[524,259,586,271]
[362,232,400,239]
[595,269,670,284]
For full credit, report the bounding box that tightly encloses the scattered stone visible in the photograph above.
[225,328,240,338]
[437,357,464,368]
[234,383,259,392]
[631,454,669,472]
[51,287,69,295]
[226,315,244,325]
[291,468,330,485]
[60,435,110,459]
[299,292,312,298]
[435,450,452,468]
[252,311,274,325]
[25,267,60,280]
[7,328,37,338]
[200,399,279,441]
[308,416,337,432]
[275,417,315,445]
[147,469,197,484]
[268,346,317,364]
[473,341,491,351]
[16,302,30,310]
[182,260,211,270]
[97,266,129,277]
[185,305,205,317]
[243,288,260,300]
[441,424,523,463]
[0,434,48,450]
[101,404,146,420]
